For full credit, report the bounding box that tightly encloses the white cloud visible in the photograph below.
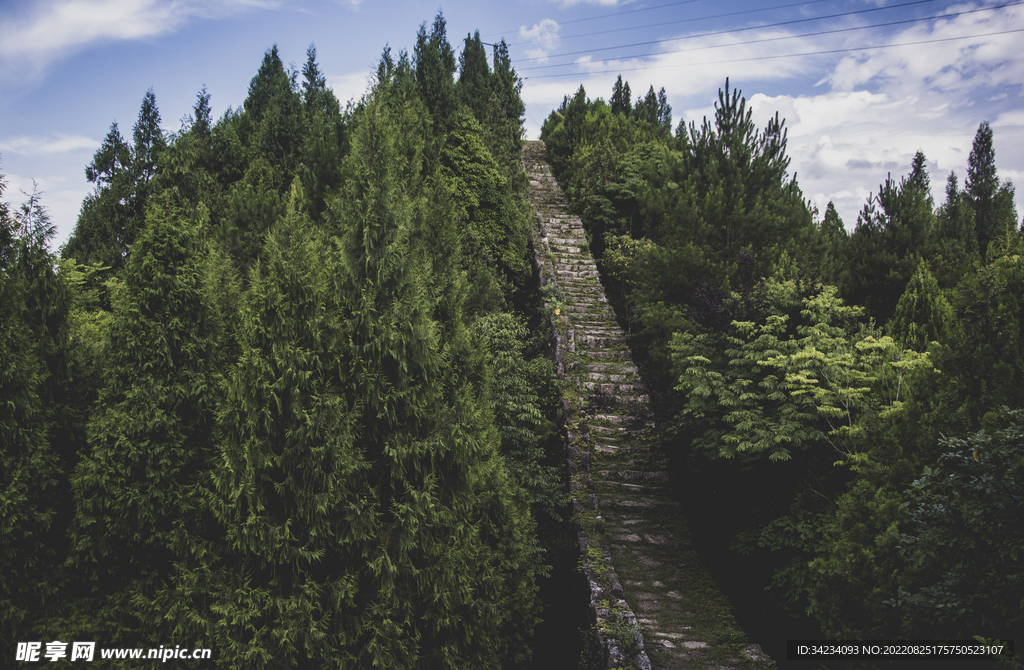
[0,0,277,80]
[0,134,99,155]
[519,19,561,63]
[326,71,374,107]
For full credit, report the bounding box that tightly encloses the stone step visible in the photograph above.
[585,372,639,383]
[524,140,772,670]
[597,469,670,483]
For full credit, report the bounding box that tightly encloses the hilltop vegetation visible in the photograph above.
[2,15,566,668]
[541,79,1022,644]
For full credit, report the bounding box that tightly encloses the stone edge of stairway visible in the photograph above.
[523,154,654,670]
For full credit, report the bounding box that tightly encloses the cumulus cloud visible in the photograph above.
[326,71,374,107]
[0,0,277,80]
[520,19,561,63]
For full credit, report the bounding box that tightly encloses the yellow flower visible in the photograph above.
[555,308,561,316]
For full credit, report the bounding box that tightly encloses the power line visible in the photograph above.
[523,26,1024,78]
[484,0,703,37]
[519,0,1024,72]
[507,0,838,46]
[517,0,938,63]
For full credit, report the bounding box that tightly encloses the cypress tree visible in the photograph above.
[67,195,217,642]
[611,75,631,116]
[457,31,491,123]
[299,44,346,221]
[491,39,525,138]
[0,179,65,642]
[332,86,540,667]
[889,259,953,351]
[414,12,457,129]
[242,45,304,177]
[64,123,133,268]
[196,183,369,667]
[966,121,999,255]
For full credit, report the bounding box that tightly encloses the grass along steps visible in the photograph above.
[523,139,773,670]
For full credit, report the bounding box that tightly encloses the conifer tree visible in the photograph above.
[67,195,217,643]
[888,259,952,351]
[0,179,64,643]
[457,31,491,122]
[64,123,132,267]
[191,183,370,667]
[414,12,457,129]
[300,44,346,221]
[966,121,999,255]
[131,89,166,197]
[491,39,525,137]
[611,75,632,116]
[331,85,539,667]
[192,85,213,137]
[242,45,304,177]
[908,150,932,206]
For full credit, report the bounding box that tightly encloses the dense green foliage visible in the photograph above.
[3,15,565,668]
[541,76,1022,642]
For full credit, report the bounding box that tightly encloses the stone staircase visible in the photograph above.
[522,140,773,670]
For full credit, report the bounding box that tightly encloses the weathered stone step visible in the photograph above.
[524,139,771,670]
[597,469,670,483]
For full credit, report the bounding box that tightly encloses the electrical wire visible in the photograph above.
[518,0,1024,72]
[484,0,703,37]
[522,26,1024,78]
[517,0,938,63]
[507,0,839,46]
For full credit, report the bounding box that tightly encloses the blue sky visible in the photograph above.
[1,0,1022,247]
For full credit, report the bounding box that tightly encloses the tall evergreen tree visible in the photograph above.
[192,85,213,137]
[491,39,525,137]
[63,123,132,267]
[186,184,370,667]
[966,121,999,255]
[300,43,346,221]
[908,150,932,205]
[242,45,304,178]
[413,12,457,129]
[888,259,952,351]
[611,75,631,116]
[457,31,491,122]
[131,89,166,194]
[0,180,65,643]
[331,85,540,667]
[67,196,218,643]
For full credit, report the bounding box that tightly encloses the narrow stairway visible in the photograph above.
[522,140,774,670]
